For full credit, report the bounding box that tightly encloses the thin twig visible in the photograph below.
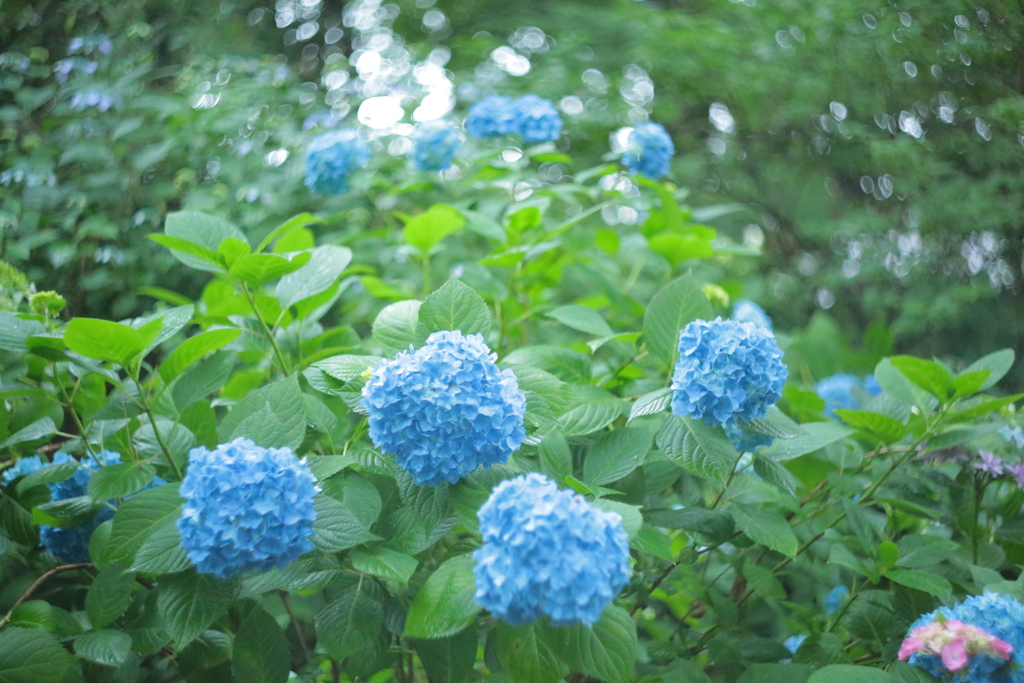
[279,591,312,663]
[0,563,93,627]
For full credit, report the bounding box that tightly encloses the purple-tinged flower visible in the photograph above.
[974,450,1005,476]
[1007,464,1024,490]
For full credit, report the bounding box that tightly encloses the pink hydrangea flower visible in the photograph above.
[898,618,1012,672]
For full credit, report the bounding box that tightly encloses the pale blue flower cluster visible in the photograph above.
[465,94,562,143]
[177,438,318,578]
[304,128,370,195]
[732,299,773,330]
[473,473,630,626]
[70,91,113,112]
[825,584,849,614]
[622,122,675,179]
[1001,425,1024,449]
[815,373,882,418]
[724,422,773,453]
[362,331,526,486]
[780,634,807,663]
[411,120,463,172]
[465,96,516,139]
[904,592,1024,683]
[671,318,788,426]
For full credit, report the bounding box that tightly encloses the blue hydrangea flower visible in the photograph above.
[510,95,563,143]
[622,122,675,179]
[1001,425,1024,449]
[177,438,318,578]
[732,299,773,330]
[304,128,370,195]
[671,318,788,426]
[362,331,526,487]
[410,120,463,172]
[41,451,121,563]
[2,455,47,485]
[781,634,807,663]
[863,375,882,397]
[725,422,773,453]
[902,592,1024,683]
[473,473,631,626]
[815,374,884,418]
[825,584,849,614]
[465,96,515,139]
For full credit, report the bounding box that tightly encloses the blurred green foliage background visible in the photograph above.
[2,0,1023,381]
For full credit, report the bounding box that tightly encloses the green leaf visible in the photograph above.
[310,494,381,552]
[557,401,622,437]
[315,584,384,661]
[632,525,674,561]
[372,300,424,353]
[7,602,53,632]
[314,355,383,382]
[404,555,480,639]
[656,415,736,485]
[1,417,57,450]
[350,547,419,585]
[64,318,146,365]
[736,664,813,683]
[761,422,855,461]
[255,212,320,253]
[730,503,797,558]
[74,629,131,666]
[496,622,568,683]
[130,522,192,575]
[890,356,956,401]
[546,305,613,337]
[0,627,78,683]
[87,462,156,501]
[874,358,938,411]
[105,483,183,568]
[832,410,907,444]
[229,252,309,286]
[232,607,291,683]
[877,541,899,571]
[584,427,651,486]
[591,499,643,538]
[219,375,306,450]
[164,210,247,272]
[219,236,251,266]
[156,570,239,649]
[628,388,672,422]
[884,569,952,598]
[159,328,241,383]
[964,348,1014,391]
[551,605,637,683]
[807,665,892,683]
[86,563,135,629]
[13,461,76,494]
[644,508,735,540]
[744,563,787,601]
[276,245,353,310]
[150,234,224,271]
[0,496,38,546]
[403,205,466,253]
[539,431,573,481]
[642,273,712,368]
[953,370,990,398]
[414,626,478,683]
[419,279,492,336]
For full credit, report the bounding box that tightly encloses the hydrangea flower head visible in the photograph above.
[410,120,463,172]
[1002,425,1024,449]
[177,438,318,578]
[825,584,849,614]
[473,473,630,626]
[304,128,370,195]
[732,299,773,330]
[362,331,526,486]
[902,592,1024,683]
[41,451,121,563]
[510,95,563,143]
[2,455,46,485]
[465,96,515,139]
[622,122,675,179]
[725,422,773,453]
[671,318,788,426]
[975,450,1005,476]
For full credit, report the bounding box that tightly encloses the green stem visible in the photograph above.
[240,284,291,375]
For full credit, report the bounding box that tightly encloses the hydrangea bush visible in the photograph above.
[1,61,1024,683]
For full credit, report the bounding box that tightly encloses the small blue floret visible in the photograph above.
[732,299,773,330]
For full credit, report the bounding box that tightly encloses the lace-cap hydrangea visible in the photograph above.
[465,95,515,139]
[510,95,563,143]
[901,592,1024,683]
[177,438,319,578]
[362,331,526,486]
[622,122,675,179]
[671,318,788,426]
[304,128,370,195]
[473,473,630,626]
[732,299,773,330]
[411,120,463,172]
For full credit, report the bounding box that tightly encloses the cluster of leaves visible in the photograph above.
[1,131,1024,683]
